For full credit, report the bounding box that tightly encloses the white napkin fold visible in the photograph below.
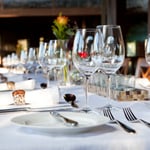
[0,86,59,107]
[0,68,8,74]
[0,79,36,91]
[135,78,150,98]
[135,78,150,89]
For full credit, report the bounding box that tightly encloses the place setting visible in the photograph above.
[8,90,112,135]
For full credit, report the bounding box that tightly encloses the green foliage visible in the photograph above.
[51,13,75,39]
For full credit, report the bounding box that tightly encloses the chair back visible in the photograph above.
[135,57,149,77]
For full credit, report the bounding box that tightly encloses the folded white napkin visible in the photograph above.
[0,68,8,74]
[0,79,36,91]
[0,86,59,107]
[0,67,25,74]
[135,78,150,89]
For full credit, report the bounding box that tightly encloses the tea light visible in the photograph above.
[12,89,26,105]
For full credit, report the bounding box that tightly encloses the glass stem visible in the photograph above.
[56,68,63,101]
[58,85,61,101]
[85,76,89,108]
[107,74,111,100]
[47,71,50,87]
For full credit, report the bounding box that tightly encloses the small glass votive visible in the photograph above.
[12,89,26,105]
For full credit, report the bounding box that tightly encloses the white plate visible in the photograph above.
[11,111,109,134]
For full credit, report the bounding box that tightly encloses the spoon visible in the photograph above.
[40,83,47,89]
[63,94,79,108]
[63,94,99,114]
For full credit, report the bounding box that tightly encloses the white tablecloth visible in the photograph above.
[0,71,150,150]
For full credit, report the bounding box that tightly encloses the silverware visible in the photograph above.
[103,108,136,134]
[49,111,78,127]
[0,107,30,113]
[0,104,72,113]
[27,104,72,112]
[63,93,79,108]
[123,107,150,127]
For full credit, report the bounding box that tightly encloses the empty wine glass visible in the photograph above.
[72,28,100,111]
[48,39,68,100]
[27,47,37,73]
[38,40,67,99]
[145,34,150,65]
[96,25,125,108]
[38,42,52,87]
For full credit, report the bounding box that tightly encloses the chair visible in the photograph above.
[135,57,149,78]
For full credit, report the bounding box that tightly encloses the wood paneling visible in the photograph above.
[0,7,101,17]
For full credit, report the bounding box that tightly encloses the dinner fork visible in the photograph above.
[123,107,150,128]
[103,108,136,133]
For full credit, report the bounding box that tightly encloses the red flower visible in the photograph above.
[78,52,88,58]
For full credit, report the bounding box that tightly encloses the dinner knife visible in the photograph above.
[27,104,72,112]
[49,111,78,127]
[0,107,30,113]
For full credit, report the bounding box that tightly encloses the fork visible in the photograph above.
[123,107,150,128]
[103,108,136,133]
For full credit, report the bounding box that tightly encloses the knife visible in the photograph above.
[27,104,72,112]
[49,111,78,127]
[0,107,30,113]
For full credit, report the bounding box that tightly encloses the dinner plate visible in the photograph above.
[11,111,109,134]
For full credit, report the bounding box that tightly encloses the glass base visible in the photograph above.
[79,105,92,113]
[96,104,121,111]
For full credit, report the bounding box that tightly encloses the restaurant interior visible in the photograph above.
[0,1,150,150]
[0,0,149,76]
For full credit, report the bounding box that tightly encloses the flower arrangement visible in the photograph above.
[51,12,75,39]
[51,13,76,84]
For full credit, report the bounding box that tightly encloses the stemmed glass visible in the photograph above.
[38,40,67,98]
[48,39,68,100]
[27,47,37,73]
[96,25,125,108]
[19,48,37,76]
[145,34,150,65]
[38,41,52,87]
[72,28,100,111]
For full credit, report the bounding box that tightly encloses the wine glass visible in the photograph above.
[38,40,67,98]
[38,41,52,87]
[96,25,125,108]
[72,28,100,111]
[145,34,150,65]
[27,47,37,73]
[48,39,68,100]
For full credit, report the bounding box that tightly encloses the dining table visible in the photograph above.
[0,68,150,150]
